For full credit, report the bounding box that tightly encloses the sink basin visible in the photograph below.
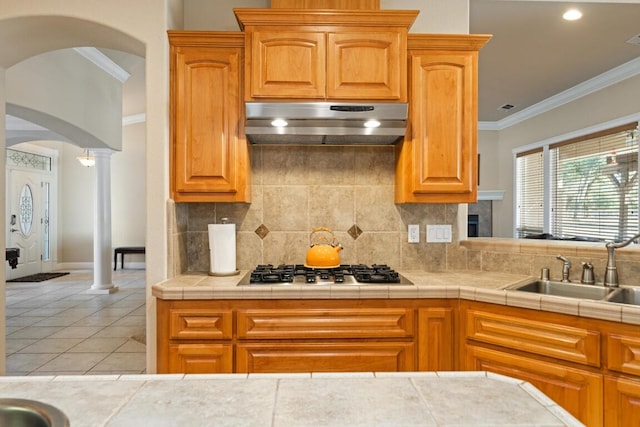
[0,399,69,427]
[508,280,617,300]
[605,287,640,306]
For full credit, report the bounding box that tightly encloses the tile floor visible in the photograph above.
[5,269,146,376]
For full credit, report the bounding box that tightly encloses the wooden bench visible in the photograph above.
[114,246,145,270]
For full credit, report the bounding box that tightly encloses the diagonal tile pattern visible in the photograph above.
[5,269,146,376]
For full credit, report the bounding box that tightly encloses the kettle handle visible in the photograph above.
[310,227,336,246]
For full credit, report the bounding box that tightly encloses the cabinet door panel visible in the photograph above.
[418,307,453,371]
[168,343,233,374]
[249,31,325,99]
[395,40,489,204]
[411,53,474,196]
[466,345,602,426]
[237,308,414,339]
[173,47,240,194]
[237,342,415,373]
[604,375,640,426]
[327,31,405,100]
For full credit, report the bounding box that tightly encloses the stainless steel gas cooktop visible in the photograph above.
[238,264,414,286]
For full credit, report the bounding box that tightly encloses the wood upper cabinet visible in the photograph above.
[271,0,380,8]
[247,30,326,99]
[395,35,491,203]
[235,8,417,101]
[169,32,251,203]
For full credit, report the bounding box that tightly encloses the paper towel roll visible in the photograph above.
[208,223,236,275]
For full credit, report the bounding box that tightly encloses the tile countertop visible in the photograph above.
[152,270,640,326]
[0,372,582,427]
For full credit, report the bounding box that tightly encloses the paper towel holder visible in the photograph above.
[208,219,240,277]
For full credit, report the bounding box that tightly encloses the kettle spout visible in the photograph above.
[335,244,343,253]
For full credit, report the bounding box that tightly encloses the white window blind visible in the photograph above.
[516,148,544,238]
[550,124,638,242]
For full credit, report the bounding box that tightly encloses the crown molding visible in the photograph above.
[73,47,130,82]
[478,190,504,201]
[122,113,146,126]
[479,56,640,132]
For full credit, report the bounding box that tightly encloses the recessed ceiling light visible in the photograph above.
[563,9,582,21]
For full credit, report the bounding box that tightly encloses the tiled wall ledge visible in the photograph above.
[461,237,640,285]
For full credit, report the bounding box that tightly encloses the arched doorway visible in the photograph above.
[1,14,148,374]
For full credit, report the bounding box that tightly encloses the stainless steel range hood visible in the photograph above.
[245,102,408,145]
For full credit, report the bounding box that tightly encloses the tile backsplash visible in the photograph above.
[168,145,462,275]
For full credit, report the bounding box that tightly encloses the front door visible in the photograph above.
[6,169,45,279]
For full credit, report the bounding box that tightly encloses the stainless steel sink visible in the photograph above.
[605,287,640,306]
[507,280,618,300]
[0,399,69,427]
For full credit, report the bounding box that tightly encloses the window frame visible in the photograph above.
[513,116,640,241]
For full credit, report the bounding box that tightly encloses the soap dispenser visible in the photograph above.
[581,262,595,285]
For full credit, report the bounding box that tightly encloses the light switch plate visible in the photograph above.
[408,224,419,243]
[426,225,452,243]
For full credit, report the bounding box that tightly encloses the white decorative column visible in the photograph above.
[89,148,118,294]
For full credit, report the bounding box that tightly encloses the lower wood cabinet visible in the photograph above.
[157,297,640,425]
[465,345,602,426]
[460,300,640,427]
[157,299,453,374]
[604,375,640,426]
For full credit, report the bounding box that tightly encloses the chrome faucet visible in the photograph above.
[556,255,571,282]
[604,232,640,287]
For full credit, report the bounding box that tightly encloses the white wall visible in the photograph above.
[112,123,146,251]
[482,73,640,237]
[185,0,469,33]
[382,0,469,33]
[6,50,123,150]
[0,66,6,374]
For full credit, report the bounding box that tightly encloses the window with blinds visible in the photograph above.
[550,124,638,242]
[516,149,544,237]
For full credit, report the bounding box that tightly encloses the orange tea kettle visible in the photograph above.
[305,227,343,268]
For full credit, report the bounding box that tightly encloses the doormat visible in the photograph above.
[7,272,70,282]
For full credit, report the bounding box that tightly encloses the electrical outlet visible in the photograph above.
[426,225,452,243]
[408,224,419,243]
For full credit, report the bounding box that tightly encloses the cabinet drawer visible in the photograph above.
[169,308,233,340]
[168,343,233,374]
[466,309,600,367]
[607,333,640,376]
[236,342,415,373]
[237,308,414,339]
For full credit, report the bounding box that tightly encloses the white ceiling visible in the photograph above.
[471,0,640,125]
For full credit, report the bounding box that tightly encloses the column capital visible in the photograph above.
[88,148,117,158]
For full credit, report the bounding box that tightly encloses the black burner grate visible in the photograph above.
[249,264,401,285]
